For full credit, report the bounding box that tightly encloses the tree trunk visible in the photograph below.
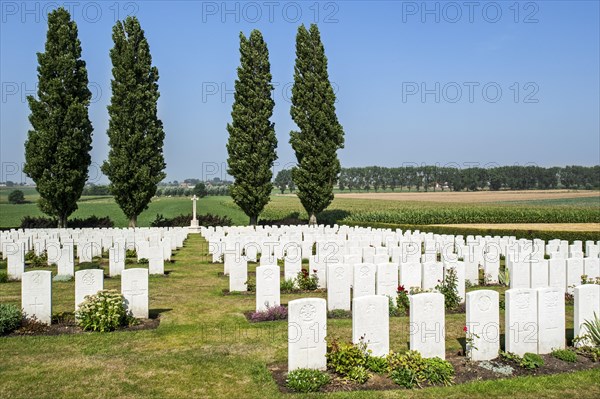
[249,215,258,226]
[309,213,317,226]
[58,214,67,229]
[129,215,137,228]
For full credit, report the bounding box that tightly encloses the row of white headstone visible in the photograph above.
[20,268,150,325]
[287,284,600,370]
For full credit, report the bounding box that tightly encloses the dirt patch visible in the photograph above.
[7,315,160,337]
[269,352,599,394]
[430,223,600,232]
[335,190,599,203]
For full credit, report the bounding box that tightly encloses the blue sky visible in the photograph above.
[1,0,599,184]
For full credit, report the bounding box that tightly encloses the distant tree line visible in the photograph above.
[273,165,600,192]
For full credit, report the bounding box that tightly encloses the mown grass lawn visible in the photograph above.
[1,235,599,398]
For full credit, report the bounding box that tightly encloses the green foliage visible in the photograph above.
[75,290,131,332]
[289,24,344,225]
[365,355,388,373]
[327,309,351,319]
[387,350,454,388]
[226,30,277,226]
[285,368,330,393]
[582,312,600,347]
[0,303,23,334]
[520,353,544,369]
[150,213,232,227]
[395,285,410,315]
[280,278,296,292]
[274,169,295,194]
[498,267,510,286]
[19,215,114,229]
[126,249,137,258]
[295,269,318,290]
[435,267,461,310]
[102,16,166,227]
[23,7,93,228]
[551,349,577,363]
[192,182,208,198]
[8,190,26,204]
[245,277,256,292]
[326,337,370,383]
[0,272,8,283]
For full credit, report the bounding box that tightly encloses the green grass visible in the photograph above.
[1,236,598,398]
[496,196,600,207]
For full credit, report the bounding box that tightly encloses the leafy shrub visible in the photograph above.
[75,290,131,332]
[285,368,330,393]
[0,271,8,283]
[326,337,370,383]
[245,276,256,292]
[395,285,410,315]
[151,213,232,227]
[280,278,296,292]
[365,355,388,373]
[19,215,114,229]
[551,349,577,363]
[0,304,22,334]
[387,351,454,388]
[520,353,544,369]
[582,312,600,347]
[8,190,26,204]
[126,249,137,258]
[248,305,287,322]
[137,258,149,264]
[435,267,461,310]
[296,269,318,291]
[25,251,47,268]
[327,309,351,319]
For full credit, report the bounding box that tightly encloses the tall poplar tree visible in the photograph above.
[102,17,166,227]
[226,30,277,225]
[290,24,344,225]
[24,7,93,228]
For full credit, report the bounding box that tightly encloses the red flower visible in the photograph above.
[397,285,406,293]
[463,326,468,332]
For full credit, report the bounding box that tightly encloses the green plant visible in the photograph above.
[0,272,8,283]
[126,249,137,258]
[551,349,577,363]
[8,190,26,204]
[435,267,461,310]
[464,325,480,361]
[137,258,149,264]
[498,268,510,286]
[395,285,410,315]
[520,353,544,369]
[0,303,23,334]
[280,278,296,292]
[327,309,352,319]
[389,365,418,388]
[326,337,370,383]
[75,290,131,332]
[582,312,600,346]
[285,368,330,393]
[365,355,388,373]
[25,252,47,268]
[422,357,455,386]
[296,269,318,291]
[245,277,256,292]
[387,350,454,387]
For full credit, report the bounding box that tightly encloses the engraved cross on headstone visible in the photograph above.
[29,296,44,314]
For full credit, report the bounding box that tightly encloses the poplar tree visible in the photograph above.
[24,7,93,228]
[102,17,166,227]
[290,24,344,225]
[226,30,277,225]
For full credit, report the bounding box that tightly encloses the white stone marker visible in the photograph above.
[537,287,565,354]
[309,255,327,289]
[256,265,281,312]
[530,260,549,289]
[284,255,302,281]
[584,258,600,281]
[327,263,351,311]
[399,262,421,291]
[57,245,75,278]
[422,262,443,290]
[288,298,327,371]
[566,258,584,294]
[510,261,530,289]
[483,257,500,284]
[574,284,600,345]
[75,269,104,310]
[464,259,479,286]
[352,295,389,357]
[353,263,376,299]
[444,262,465,303]
[109,245,125,277]
[548,259,566,291]
[7,242,25,280]
[466,290,500,361]
[22,270,52,325]
[148,245,164,275]
[409,293,445,359]
[121,268,149,319]
[229,256,248,292]
[505,288,538,356]
[376,263,399,304]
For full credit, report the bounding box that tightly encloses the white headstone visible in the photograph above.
[505,288,538,356]
[121,268,149,318]
[22,270,52,324]
[284,255,302,281]
[288,298,327,371]
[584,258,600,281]
[109,245,125,277]
[510,261,530,289]
[352,295,389,357]
[409,293,445,359]
[566,258,584,294]
[537,287,565,354]
[7,242,25,280]
[399,262,421,291]
[327,263,351,311]
[376,263,399,304]
[574,284,600,345]
[421,262,443,290]
[530,260,549,289]
[75,269,104,310]
[353,263,376,299]
[256,265,280,312]
[483,257,500,284]
[57,245,75,277]
[229,256,248,292]
[466,290,500,361]
[464,259,479,285]
[148,245,164,275]
[548,259,566,291]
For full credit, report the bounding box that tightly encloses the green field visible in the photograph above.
[1,188,600,229]
[1,235,599,398]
